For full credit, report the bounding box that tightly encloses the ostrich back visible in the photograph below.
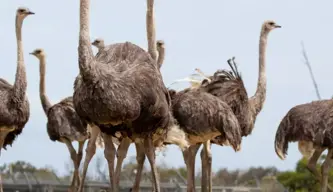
[275,99,333,158]
[171,88,241,150]
[74,42,170,137]
[47,97,88,142]
[0,78,30,149]
[202,69,251,137]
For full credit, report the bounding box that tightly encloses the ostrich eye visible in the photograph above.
[35,50,41,54]
[18,9,25,13]
[268,22,275,26]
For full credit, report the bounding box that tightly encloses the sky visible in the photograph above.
[1,0,333,176]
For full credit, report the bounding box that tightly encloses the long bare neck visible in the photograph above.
[146,0,157,61]
[78,0,94,80]
[157,46,165,69]
[39,56,52,115]
[12,16,27,104]
[249,28,268,116]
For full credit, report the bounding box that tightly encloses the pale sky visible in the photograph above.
[1,0,333,176]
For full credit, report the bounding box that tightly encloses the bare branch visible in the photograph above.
[301,41,321,100]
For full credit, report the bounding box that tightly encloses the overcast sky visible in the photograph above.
[1,0,333,176]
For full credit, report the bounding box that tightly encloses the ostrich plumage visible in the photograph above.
[171,88,241,148]
[0,8,34,153]
[74,0,187,192]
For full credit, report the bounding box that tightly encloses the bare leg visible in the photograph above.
[307,148,333,192]
[63,138,79,192]
[103,133,117,192]
[75,141,85,187]
[114,137,132,191]
[0,174,3,192]
[77,125,100,192]
[0,130,12,192]
[183,144,201,192]
[203,140,212,192]
[132,143,146,192]
[200,147,207,192]
[144,138,160,192]
[321,149,333,192]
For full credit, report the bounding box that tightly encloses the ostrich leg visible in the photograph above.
[200,147,208,192]
[183,144,201,192]
[114,137,132,191]
[203,140,212,192]
[77,125,100,192]
[75,141,85,187]
[321,149,333,192]
[143,138,160,192]
[132,143,146,192]
[102,133,117,192]
[307,148,333,192]
[63,139,79,192]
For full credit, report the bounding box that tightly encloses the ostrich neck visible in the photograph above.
[79,0,95,81]
[157,47,165,69]
[250,30,268,115]
[12,16,27,104]
[39,56,52,115]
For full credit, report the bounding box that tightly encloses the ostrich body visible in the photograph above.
[179,20,281,192]
[30,48,89,191]
[0,7,34,154]
[74,0,188,192]
[275,100,333,192]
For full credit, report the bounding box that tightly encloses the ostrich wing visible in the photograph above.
[172,89,241,151]
[47,97,87,141]
[200,59,252,137]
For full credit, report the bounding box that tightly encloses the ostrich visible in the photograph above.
[176,20,281,192]
[111,39,166,192]
[91,39,167,192]
[74,0,188,192]
[274,102,333,191]
[29,48,89,191]
[0,7,34,154]
[168,83,241,192]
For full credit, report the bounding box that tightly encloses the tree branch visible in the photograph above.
[301,41,321,100]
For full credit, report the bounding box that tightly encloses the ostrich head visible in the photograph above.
[156,40,165,49]
[29,48,45,59]
[263,20,281,32]
[16,7,35,19]
[91,38,105,49]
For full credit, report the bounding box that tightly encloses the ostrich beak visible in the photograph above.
[27,11,35,15]
[275,25,281,28]
[29,52,34,55]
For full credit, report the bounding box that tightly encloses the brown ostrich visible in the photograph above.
[0,7,34,155]
[91,37,167,192]
[30,48,90,191]
[275,101,333,192]
[175,20,281,192]
[74,0,188,192]
[112,40,167,192]
[168,83,241,192]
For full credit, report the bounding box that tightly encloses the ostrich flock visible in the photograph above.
[0,1,332,192]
